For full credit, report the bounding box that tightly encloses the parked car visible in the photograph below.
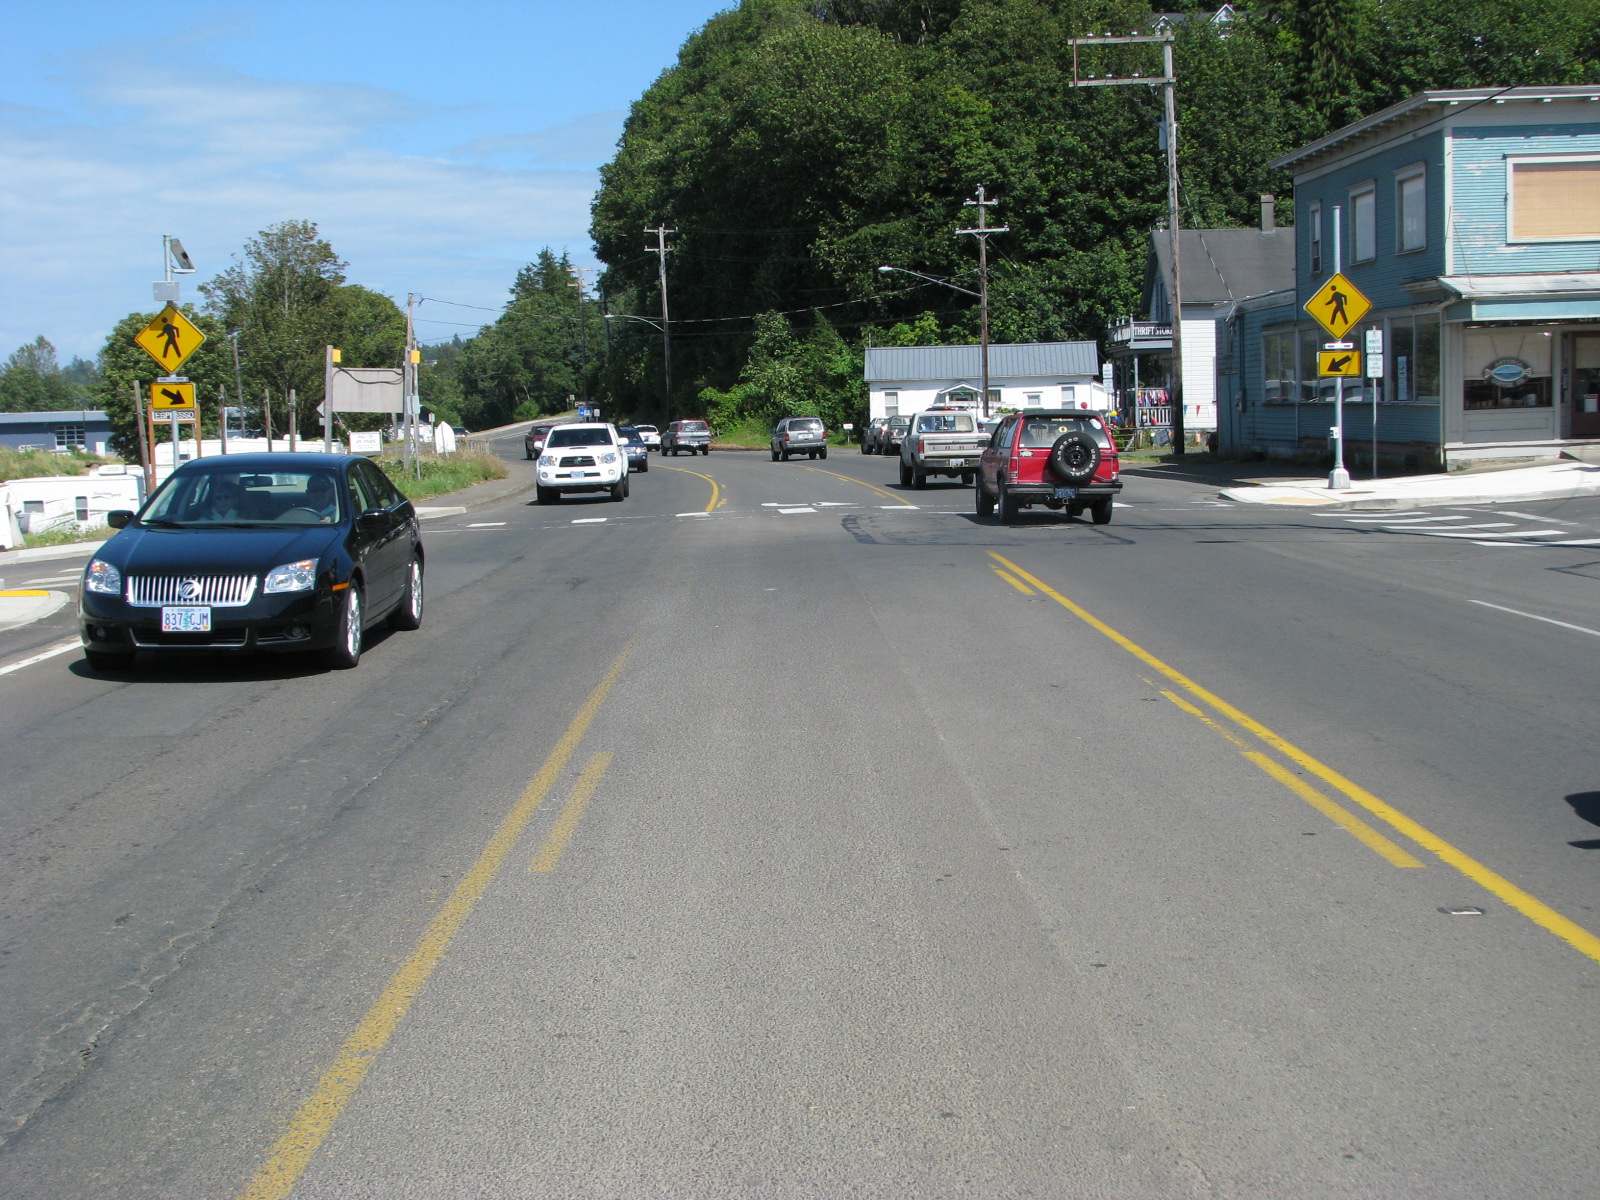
[78,453,423,672]
[770,416,828,461]
[861,417,890,454]
[524,425,550,460]
[661,419,711,456]
[634,424,662,451]
[882,415,910,454]
[615,425,650,473]
[536,423,629,503]
[975,410,1122,524]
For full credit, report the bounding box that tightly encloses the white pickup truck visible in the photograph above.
[898,409,989,488]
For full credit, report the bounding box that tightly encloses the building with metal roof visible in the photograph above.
[864,342,1106,420]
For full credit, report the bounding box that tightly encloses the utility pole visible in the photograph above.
[644,225,676,416]
[957,186,1009,418]
[227,331,246,442]
[1068,30,1187,455]
[569,266,593,409]
[404,293,417,475]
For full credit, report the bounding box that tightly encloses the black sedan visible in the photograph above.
[78,453,423,672]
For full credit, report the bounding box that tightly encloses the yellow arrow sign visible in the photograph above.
[134,304,206,372]
[1305,273,1371,340]
[1318,349,1363,378]
[149,381,197,411]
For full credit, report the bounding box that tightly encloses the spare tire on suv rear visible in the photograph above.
[1047,432,1101,485]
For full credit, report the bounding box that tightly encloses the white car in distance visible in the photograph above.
[536,423,630,504]
[634,424,662,451]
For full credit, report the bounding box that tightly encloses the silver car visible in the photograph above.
[771,416,828,461]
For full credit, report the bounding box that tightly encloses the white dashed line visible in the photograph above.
[466,522,507,528]
[778,508,816,515]
[882,505,918,510]
[676,511,710,517]
[571,518,609,525]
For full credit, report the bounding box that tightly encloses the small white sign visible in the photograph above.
[1365,328,1385,378]
[348,431,383,453]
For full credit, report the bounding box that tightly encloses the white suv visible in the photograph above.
[536,423,629,503]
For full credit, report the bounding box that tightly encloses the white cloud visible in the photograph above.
[0,39,608,360]
[458,110,627,167]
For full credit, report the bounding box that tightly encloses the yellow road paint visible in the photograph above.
[0,589,51,597]
[662,464,722,511]
[530,752,612,872]
[1160,689,1422,866]
[803,465,916,506]
[992,551,1600,965]
[1244,752,1425,868]
[239,641,638,1200]
[993,567,1034,595]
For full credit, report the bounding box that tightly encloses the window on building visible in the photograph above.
[1309,202,1323,276]
[1298,327,1329,402]
[1350,185,1376,263]
[54,424,85,449]
[1463,328,1552,410]
[1509,159,1600,241]
[883,390,899,416]
[1387,314,1441,403]
[75,496,89,522]
[1397,167,1426,252]
[1024,391,1042,407]
[1263,330,1295,403]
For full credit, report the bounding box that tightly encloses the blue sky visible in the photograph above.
[0,1,734,361]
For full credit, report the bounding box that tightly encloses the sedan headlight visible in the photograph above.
[84,558,122,595]
[264,559,318,594]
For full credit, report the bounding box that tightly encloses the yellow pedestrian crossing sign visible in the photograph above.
[134,304,206,372]
[1305,273,1370,339]
[149,381,197,411]
[1318,349,1363,377]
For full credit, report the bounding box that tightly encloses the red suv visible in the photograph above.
[975,410,1122,524]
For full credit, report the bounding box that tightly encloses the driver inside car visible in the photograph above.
[304,474,339,522]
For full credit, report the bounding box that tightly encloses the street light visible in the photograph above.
[878,263,995,416]
[604,312,669,417]
[876,265,978,297]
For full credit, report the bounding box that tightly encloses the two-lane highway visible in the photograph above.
[2,445,1598,1197]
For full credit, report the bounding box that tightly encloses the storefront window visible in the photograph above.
[1387,314,1440,402]
[1263,330,1294,403]
[1299,327,1331,402]
[1414,315,1440,403]
[1462,328,1552,410]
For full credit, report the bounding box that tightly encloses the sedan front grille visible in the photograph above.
[127,574,259,608]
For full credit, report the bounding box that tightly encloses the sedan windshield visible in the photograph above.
[141,468,344,526]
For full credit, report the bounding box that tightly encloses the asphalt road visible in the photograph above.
[1,438,1598,1198]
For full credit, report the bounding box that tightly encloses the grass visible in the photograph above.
[0,447,117,480]
[376,448,507,501]
[20,523,112,550]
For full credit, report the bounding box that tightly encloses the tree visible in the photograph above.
[0,337,85,412]
[200,220,404,438]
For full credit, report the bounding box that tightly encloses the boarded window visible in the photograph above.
[1511,160,1600,240]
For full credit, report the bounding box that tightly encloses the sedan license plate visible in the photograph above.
[162,606,212,633]
[1054,487,1078,500]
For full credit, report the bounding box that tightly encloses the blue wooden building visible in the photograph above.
[1219,86,1600,469]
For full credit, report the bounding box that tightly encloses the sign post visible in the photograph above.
[1304,211,1370,490]
[1365,327,1385,478]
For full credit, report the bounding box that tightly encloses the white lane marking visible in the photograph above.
[676,511,709,517]
[0,638,81,677]
[23,575,80,585]
[1414,527,1558,539]
[815,502,852,508]
[882,505,918,510]
[778,507,816,515]
[1344,515,1473,524]
[466,522,507,528]
[1468,599,1600,639]
[571,518,608,525]
[1315,510,1428,517]
[1490,510,1579,524]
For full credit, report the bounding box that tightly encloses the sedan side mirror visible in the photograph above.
[107,510,134,529]
[358,509,388,530]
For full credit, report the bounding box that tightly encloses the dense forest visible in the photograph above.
[586,0,1599,433]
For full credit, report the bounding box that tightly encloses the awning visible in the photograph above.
[1430,274,1600,322]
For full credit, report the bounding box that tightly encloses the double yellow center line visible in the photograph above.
[240,640,634,1200]
[989,552,1600,967]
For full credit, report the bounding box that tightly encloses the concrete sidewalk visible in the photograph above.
[1216,459,1600,510]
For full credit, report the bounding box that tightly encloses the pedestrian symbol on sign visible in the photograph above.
[134,303,206,372]
[1305,273,1371,339]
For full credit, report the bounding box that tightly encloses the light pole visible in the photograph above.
[604,313,667,417]
[877,265,987,412]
